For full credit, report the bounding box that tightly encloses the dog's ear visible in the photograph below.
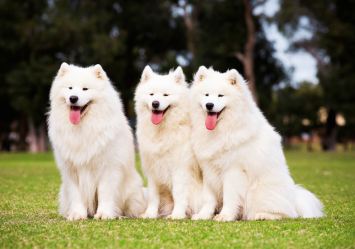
[58,62,70,77]
[92,64,107,80]
[141,65,154,84]
[226,69,238,85]
[173,66,185,84]
[194,66,208,83]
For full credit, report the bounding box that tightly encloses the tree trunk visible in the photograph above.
[322,108,337,151]
[37,121,47,152]
[18,113,28,151]
[182,8,196,58]
[307,131,313,152]
[181,0,203,65]
[1,133,11,151]
[28,118,38,153]
[122,32,135,118]
[234,0,259,105]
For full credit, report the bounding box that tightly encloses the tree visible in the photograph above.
[179,0,203,60]
[274,0,355,150]
[274,82,324,150]
[0,0,60,151]
[231,0,268,105]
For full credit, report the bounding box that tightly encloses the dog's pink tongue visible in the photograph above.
[69,108,81,125]
[205,112,217,130]
[151,111,163,125]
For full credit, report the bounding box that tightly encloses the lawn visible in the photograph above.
[0,152,354,248]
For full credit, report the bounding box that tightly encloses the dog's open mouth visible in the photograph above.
[151,106,170,125]
[69,101,91,125]
[205,108,225,130]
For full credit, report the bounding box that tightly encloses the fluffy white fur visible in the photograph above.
[135,66,203,219]
[190,66,324,221]
[48,63,146,221]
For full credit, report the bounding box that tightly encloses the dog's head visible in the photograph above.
[135,66,186,125]
[50,63,109,125]
[191,66,250,130]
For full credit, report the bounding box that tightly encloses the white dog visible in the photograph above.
[190,66,323,221]
[48,63,147,221]
[135,66,203,219]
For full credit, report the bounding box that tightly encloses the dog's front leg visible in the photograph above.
[94,170,123,220]
[139,177,160,219]
[191,180,217,220]
[214,168,246,222]
[65,176,88,221]
[167,169,189,219]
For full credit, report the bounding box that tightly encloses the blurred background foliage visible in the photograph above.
[0,0,354,152]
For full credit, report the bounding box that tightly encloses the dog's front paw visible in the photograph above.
[166,213,186,220]
[94,212,115,220]
[67,212,87,221]
[213,214,235,222]
[139,213,156,219]
[254,212,284,220]
[191,213,212,220]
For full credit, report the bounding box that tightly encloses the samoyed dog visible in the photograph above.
[134,66,203,219]
[190,66,323,221]
[48,63,147,221]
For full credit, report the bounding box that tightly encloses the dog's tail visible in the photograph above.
[295,185,324,218]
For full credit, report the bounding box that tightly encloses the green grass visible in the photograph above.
[0,152,354,248]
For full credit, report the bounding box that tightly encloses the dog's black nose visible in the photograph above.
[206,103,214,111]
[70,96,78,104]
[152,101,160,109]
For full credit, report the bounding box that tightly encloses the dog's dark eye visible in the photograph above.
[205,94,209,96]
[164,94,169,97]
[83,88,88,91]
[150,93,154,96]
[69,87,72,90]
[218,94,224,97]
